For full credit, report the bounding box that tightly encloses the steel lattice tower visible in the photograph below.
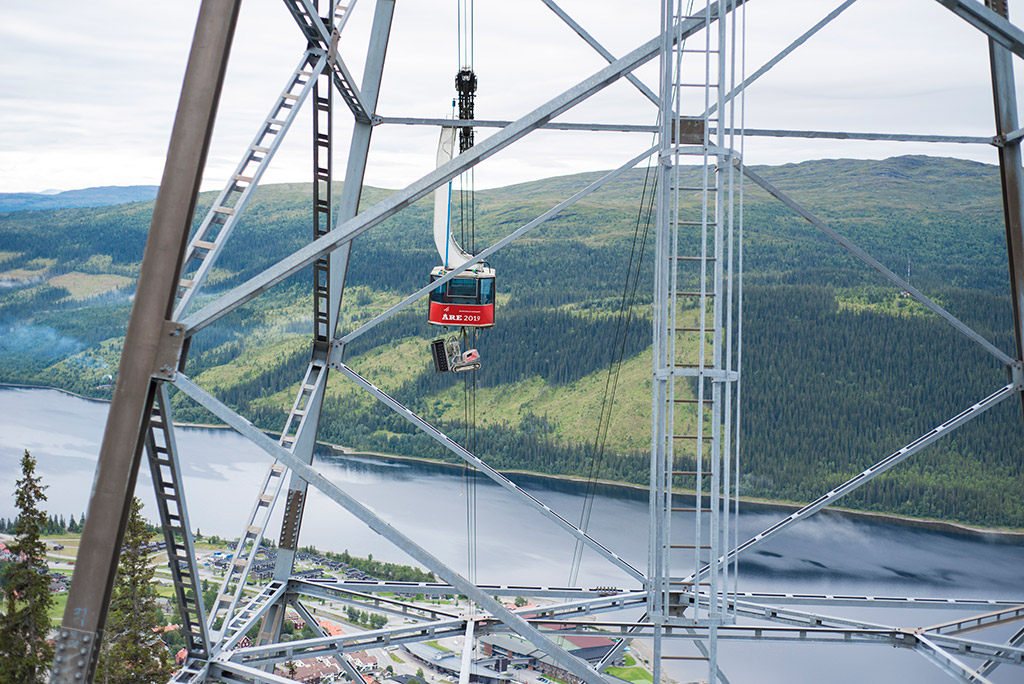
[52,2,1024,684]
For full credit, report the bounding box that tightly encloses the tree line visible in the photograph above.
[0,512,85,536]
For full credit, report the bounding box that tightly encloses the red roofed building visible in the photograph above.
[318,618,345,636]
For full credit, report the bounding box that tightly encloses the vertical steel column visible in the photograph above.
[329,0,396,334]
[260,0,397,633]
[51,2,241,682]
[649,6,676,684]
[986,0,1024,422]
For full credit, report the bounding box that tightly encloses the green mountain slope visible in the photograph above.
[1,155,1021,528]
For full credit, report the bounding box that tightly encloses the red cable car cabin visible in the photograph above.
[428,265,495,328]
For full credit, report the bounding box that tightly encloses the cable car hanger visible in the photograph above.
[427,123,495,330]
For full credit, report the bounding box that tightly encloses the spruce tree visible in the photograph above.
[96,497,173,684]
[0,450,54,683]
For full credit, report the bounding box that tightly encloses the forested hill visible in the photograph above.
[0,185,158,212]
[1,155,1021,529]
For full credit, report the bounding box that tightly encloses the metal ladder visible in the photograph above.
[282,0,368,123]
[206,359,327,639]
[169,659,209,684]
[145,385,210,659]
[313,2,333,345]
[173,49,327,318]
[653,0,742,681]
[217,580,288,653]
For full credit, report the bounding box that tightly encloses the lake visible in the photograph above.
[1,386,1021,683]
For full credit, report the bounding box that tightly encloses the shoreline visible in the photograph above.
[316,444,1024,542]
[5,382,1023,541]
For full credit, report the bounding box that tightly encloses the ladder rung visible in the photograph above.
[674,363,714,369]
[676,256,716,261]
[233,174,254,183]
[672,470,707,476]
[670,544,712,549]
[671,507,712,512]
[253,146,272,154]
[676,291,715,297]
[194,240,215,250]
[662,655,710,661]
[674,327,709,333]
[211,205,235,215]
[258,494,274,503]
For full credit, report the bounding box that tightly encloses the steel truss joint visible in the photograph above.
[152,320,186,380]
[1010,360,1024,390]
[329,338,346,369]
[894,629,921,649]
[51,627,102,683]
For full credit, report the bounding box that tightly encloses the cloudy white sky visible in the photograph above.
[0,0,1018,193]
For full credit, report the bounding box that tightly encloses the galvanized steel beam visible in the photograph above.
[52,3,241,682]
[732,593,1024,610]
[289,581,459,621]
[936,0,1024,60]
[984,0,1024,422]
[290,578,634,598]
[734,128,991,144]
[329,0,395,336]
[915,633,997,684]
[378,118,994,144]
[539,0,660,105]
[210,660,300,684]
[376,115,659,132]
[689,382,1018,583]
[924,604,1024,635]
[973,624,1024,680]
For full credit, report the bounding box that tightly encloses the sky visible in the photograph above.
[0,0,1019,194]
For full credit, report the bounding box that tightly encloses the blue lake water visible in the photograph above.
[1,386,1022,683]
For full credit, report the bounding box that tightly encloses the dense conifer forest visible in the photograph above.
[1,155,1021,528]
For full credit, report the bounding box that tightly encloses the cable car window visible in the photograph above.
[479,278,494,305]
[431,281,446,301]
[449,278,478,299]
